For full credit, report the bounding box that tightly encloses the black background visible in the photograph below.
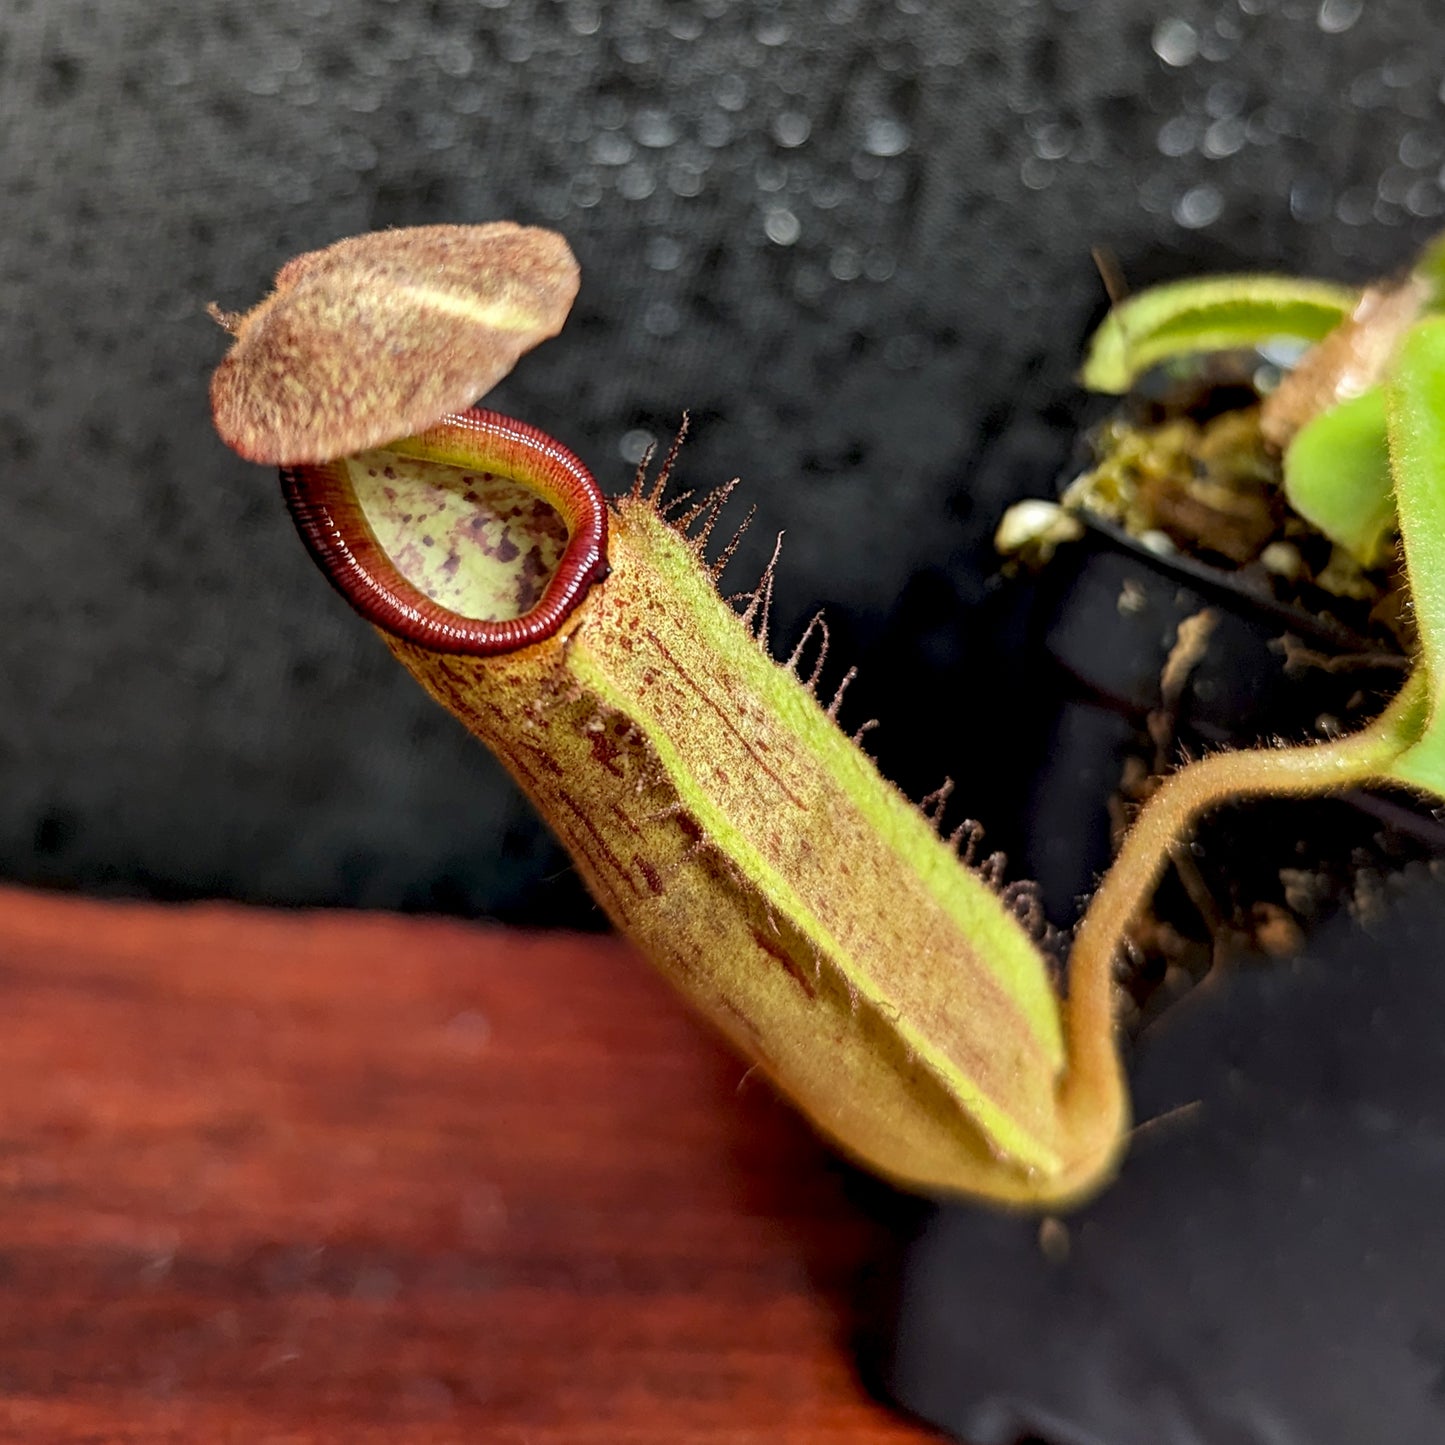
[4,0,1442,923]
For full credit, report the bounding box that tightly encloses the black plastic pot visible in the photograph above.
[882,867,1445,1445]
[1017,514,1435,930]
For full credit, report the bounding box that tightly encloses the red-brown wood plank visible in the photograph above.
[0,886,936,1443]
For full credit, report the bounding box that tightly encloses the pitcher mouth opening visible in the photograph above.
[279,408,609,656]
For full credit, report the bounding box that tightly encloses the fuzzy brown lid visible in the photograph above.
[209,223,579,465]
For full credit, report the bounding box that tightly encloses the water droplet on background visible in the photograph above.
[1289,175,1332,223]
[566,1,598,33]
[715,74,748,111]
[571,173,603,208]
[773,111,812,148]
[1377,166,1413,205]
[1174,182,1223,228]
[589,131,635,166]
[1157,115,1198,158]
[1399,130,1443,169]
[668,162,704,198]
[1213,12,1244,42]
[668,10,704,41]
[643,300,681,336]
[1202,117,1247,158]
[1349,69,1390,110]
[1317,0,1362,33]
[269,168,314,205]
[619,429,656,465]
[1020,156,1054,190]
[436,75,479,111]
[537,187,571,222]
[424,114,462,151]
[862,116,910,158]
[764,207,802,246]
[616,32,652,64]
[336,133,378,172]
[874,169,908,204]
[1381,52,1425,90]
[792,263,828,303]
[644,236,683,271]
[754,159,787,192]
[1372,196,1404,228]
[617,163,657,200]
[1405,180,1444,219]
[435,39,473,77]
[595,96,627,130]
[633,109,679,149]
[1205,80,1247,120]
[1244,108,1280,147]
[1196,26,1236,63]
[1334,184,1374,226]
[863,248,896,282]
[1152,18,1199,68]
[1031,123,1072,161]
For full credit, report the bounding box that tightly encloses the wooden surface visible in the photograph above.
[0,885,937,1444]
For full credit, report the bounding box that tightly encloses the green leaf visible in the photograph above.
[1382,317,1445,798]
[1081,275,1358,395]
[1282,386,1396,567]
